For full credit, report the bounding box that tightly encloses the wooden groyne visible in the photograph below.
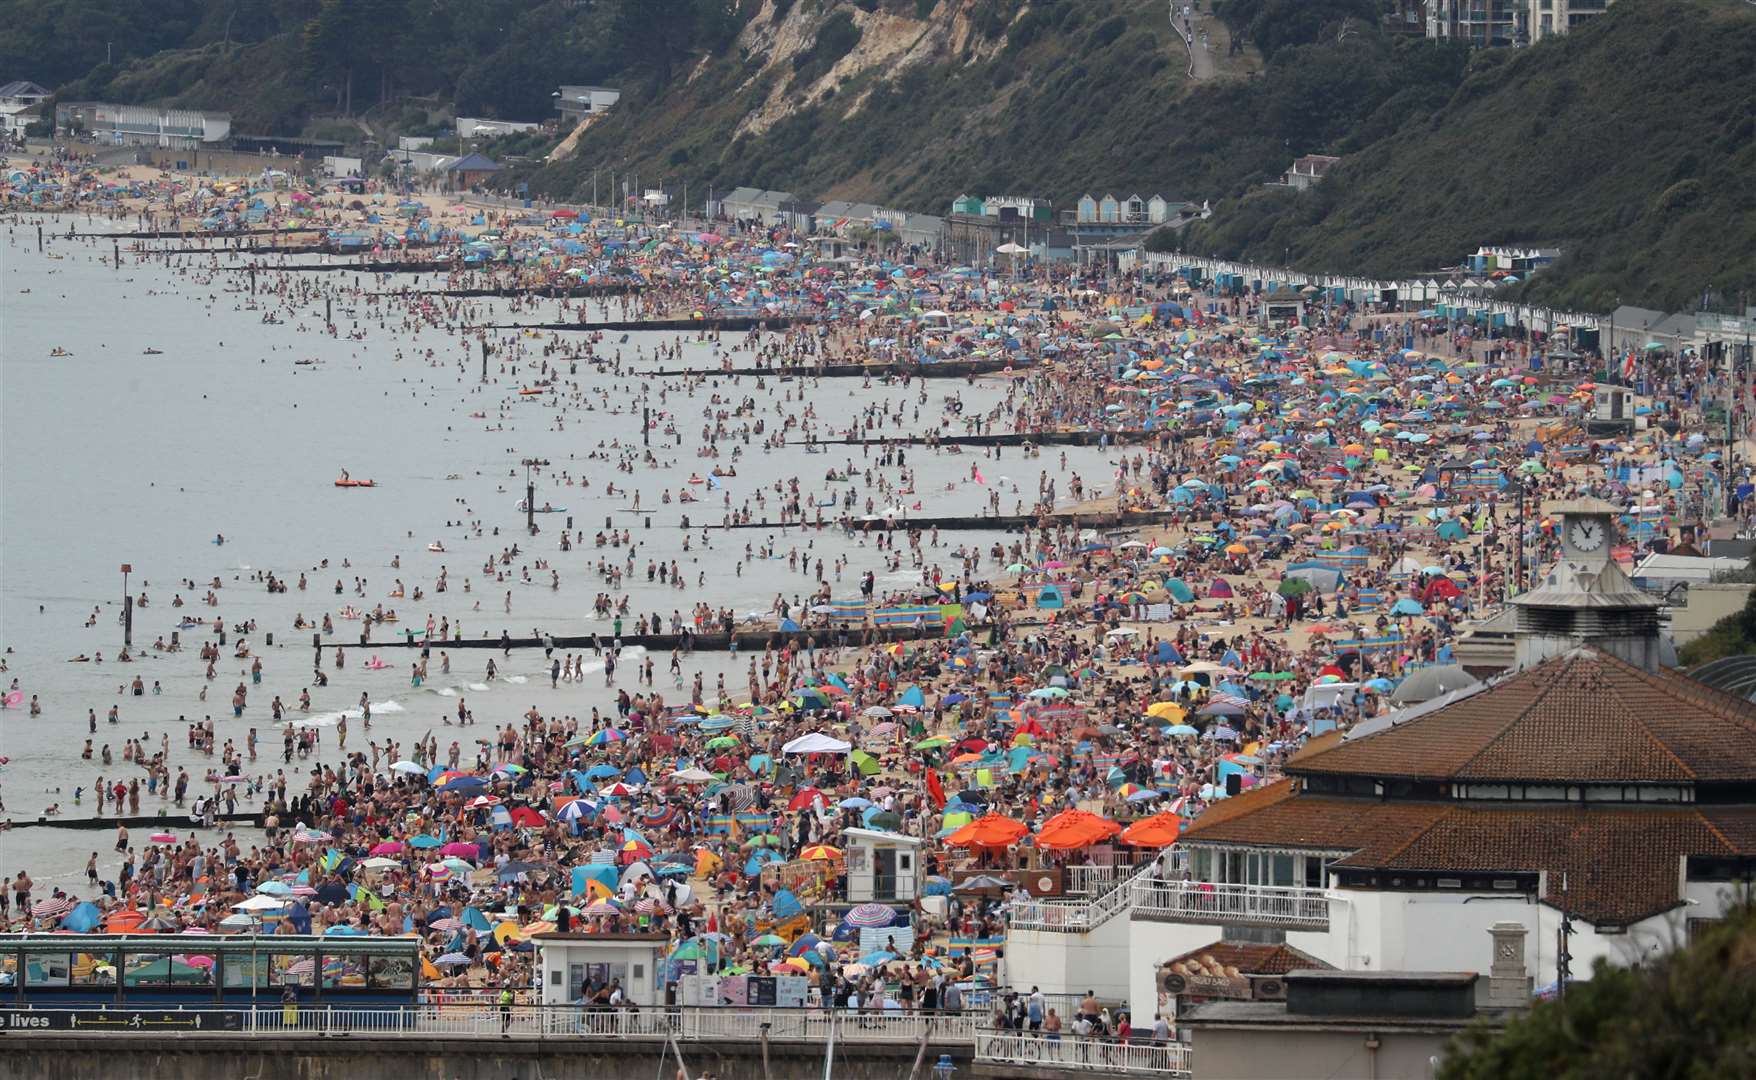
[792,429,1162,447]
[476,316,804,333]
[697,508,1185,532]
[631,358,1019,379]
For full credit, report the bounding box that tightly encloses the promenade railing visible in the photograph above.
[974,1032,1192,1076]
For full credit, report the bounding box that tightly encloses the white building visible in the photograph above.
[555,85,620,123]
[1529,0,1616,41]
[0,80,50,138]
[455,117,541,139]
[1005,500,1756,1030]
[842,828,927,903]
[55,101,231,148]
[534,932,669,1006]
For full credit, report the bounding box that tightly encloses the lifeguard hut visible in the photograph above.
[841,828,926,902]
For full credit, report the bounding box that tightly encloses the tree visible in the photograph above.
[1440,900,1756,1079]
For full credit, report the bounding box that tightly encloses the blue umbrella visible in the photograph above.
[442,776,487,792]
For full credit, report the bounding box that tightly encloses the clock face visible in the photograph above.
[1568,520,1605,552]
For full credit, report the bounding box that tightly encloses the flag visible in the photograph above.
[925,768,946,809]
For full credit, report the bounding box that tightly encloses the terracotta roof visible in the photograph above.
[1162,940,1334,978]
[1183,784,1449,853]
[1290,648,1756,784]
[1336,803,1744,924]
[1184,792,1756,924]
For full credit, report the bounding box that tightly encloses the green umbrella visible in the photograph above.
[742,834,785,849]
[1277,578,1313,597]
[705,735,741,749]
[752,934,787,948]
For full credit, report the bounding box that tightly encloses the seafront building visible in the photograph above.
[1005,499,1756,1028]
[53,101,231,148]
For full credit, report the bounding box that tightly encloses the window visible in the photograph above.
[71,951,115,986]
[321,952,369,991]
[122,952,211,988]
[24,952,71,987]
[273,953,317,987]
[367,955,415,991]
[1271,854,1295,888]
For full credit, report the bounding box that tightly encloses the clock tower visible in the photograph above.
[1512,496,1664,671]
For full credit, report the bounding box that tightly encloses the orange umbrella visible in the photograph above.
[1120,811,1185,848]
[800,844,843,861]
[1034,809,1122,851]
[945,812,1030,850]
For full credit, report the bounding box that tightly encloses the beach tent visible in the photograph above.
[783,732,851,754]
[1036,584,1066,609]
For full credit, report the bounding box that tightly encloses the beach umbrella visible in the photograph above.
[844,903,898,928]
[31,896,74,920]
[1120,812,1185,848]
[256,880,294,897]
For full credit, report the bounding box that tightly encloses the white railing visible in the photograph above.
[975,1033,1191,1076]
[1129,878,1330,930]
[4,1004,979,1044]
[1010,853,1177,932]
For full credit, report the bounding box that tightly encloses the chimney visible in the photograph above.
[1486,922,1533,1008]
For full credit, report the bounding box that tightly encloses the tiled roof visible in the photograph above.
[1289,648,1756,784]
[1163,940,1334,977]
[1183,781,1449,853]
[1338,803,1746,925]
[1184,793,1756,924]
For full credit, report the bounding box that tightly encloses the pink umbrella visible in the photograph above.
[438,842,480,859]
[150,833,178,844]
[369,841,404,856]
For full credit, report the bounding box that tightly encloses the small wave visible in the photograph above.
[435,687,458,697]
[504,674,528,684]
[466,682,490,691]
[374,700,407,713]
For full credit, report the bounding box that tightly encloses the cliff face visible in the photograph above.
[532,0,1202,211]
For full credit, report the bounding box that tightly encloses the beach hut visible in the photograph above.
[841,827,927,903]
[533,931,669,1006]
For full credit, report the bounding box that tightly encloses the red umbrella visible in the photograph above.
[508,807,546,827]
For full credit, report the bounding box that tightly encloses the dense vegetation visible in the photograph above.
[1437,900,1756,1079]
[13,0,1755,312]
[531,0,1428,211]
[1175,0,1756,313]
[19,0,740,137]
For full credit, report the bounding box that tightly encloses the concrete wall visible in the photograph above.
[1190,1025,1457,1080]
[1004,909,1134,1007]
[0,1035,966,1080]
[1668,582,1753,644]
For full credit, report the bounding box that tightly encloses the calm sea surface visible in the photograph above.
[0,215,1117,887]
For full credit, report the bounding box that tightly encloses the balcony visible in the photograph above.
[1129,878,1330,931]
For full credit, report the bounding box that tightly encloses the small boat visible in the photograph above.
[427,542,445,552]
[294,358,317,366]
[516,501,567,513]
[142,348,163,355]
[518,387,549,396]
[50,348,72,357]
[335,478,376,488]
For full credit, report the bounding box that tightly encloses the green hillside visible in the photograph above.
[528,0,1465,214]
[1174,0,1756,313]
[14,0,1755,313]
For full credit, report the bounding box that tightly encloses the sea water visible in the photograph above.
[0,216,1120,884]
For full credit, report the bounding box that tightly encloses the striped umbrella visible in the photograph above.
[844,903,897,929]
[633,897,670,916]
[31,896,74,919]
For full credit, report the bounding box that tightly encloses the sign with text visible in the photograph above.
[1,1009,244,1032]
